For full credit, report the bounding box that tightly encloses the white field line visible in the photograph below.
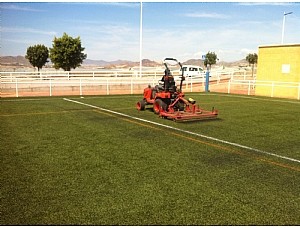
[64,98,300,164]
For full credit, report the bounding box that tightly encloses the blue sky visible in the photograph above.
[1,2,299,62]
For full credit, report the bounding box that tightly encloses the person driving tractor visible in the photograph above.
[162,69,175,92]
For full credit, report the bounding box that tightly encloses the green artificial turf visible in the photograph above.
[1,93,300,225]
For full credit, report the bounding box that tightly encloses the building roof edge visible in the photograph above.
[259,43,300,48]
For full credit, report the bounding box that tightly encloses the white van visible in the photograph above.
[181,65,204,77]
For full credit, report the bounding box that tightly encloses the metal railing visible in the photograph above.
[2,69,279,98]
[0,70,165,81]
[1,69,252,81]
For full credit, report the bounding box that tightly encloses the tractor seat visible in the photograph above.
[157,81,164,91]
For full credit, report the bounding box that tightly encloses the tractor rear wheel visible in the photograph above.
[136,99,146,111]
[153,99,167,114]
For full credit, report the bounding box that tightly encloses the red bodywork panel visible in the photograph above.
[143,87,171,104]
[143,87,152,99]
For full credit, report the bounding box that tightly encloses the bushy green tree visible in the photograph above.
[204,51,218,70]
[49,33,87,71]
[246,53,258,77]
[25,44,49,71]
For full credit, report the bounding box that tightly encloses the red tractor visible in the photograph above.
[136,58,218,122]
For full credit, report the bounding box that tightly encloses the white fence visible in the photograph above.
[1,69,247,97]
[0,70,164,81]
[1,69,249,81]
[5,69,298,100]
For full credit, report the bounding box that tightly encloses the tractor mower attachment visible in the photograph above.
[136,57,218,122]
[158,95,218,122]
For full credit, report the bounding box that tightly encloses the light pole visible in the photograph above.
[139,1,143,78]
[281,11,293,44]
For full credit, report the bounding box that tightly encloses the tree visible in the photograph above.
[49,33,87,71]
[25,44,49,71]
[204,51,218,70]
[246,53,258,77]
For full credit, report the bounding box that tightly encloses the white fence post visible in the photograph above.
[80,79,82,96]
[15,78,19,97]
[248,80,251,95]
[49,79,52,96]
[106,79,109,95]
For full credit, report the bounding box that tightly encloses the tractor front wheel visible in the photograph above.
[136,99,146,111]
[153,99,167,114]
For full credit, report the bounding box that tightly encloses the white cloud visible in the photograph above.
[0,4,44,12]
[97,2,140,8]
[238,2,295,6]
[141,21,280,62]
[183,12,230,19]
[1,38,32,45]
[2,2,299,62]
[193,51,206,58]
[240,48,258,55]
[1,27,57,36]
[78,25,139,61]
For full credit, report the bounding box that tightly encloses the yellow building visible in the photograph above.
[256,44,300,99]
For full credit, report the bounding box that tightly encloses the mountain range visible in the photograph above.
[0,56,249,69]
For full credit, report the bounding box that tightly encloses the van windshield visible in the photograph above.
[181,67,203,72]
[189,67,198,71]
